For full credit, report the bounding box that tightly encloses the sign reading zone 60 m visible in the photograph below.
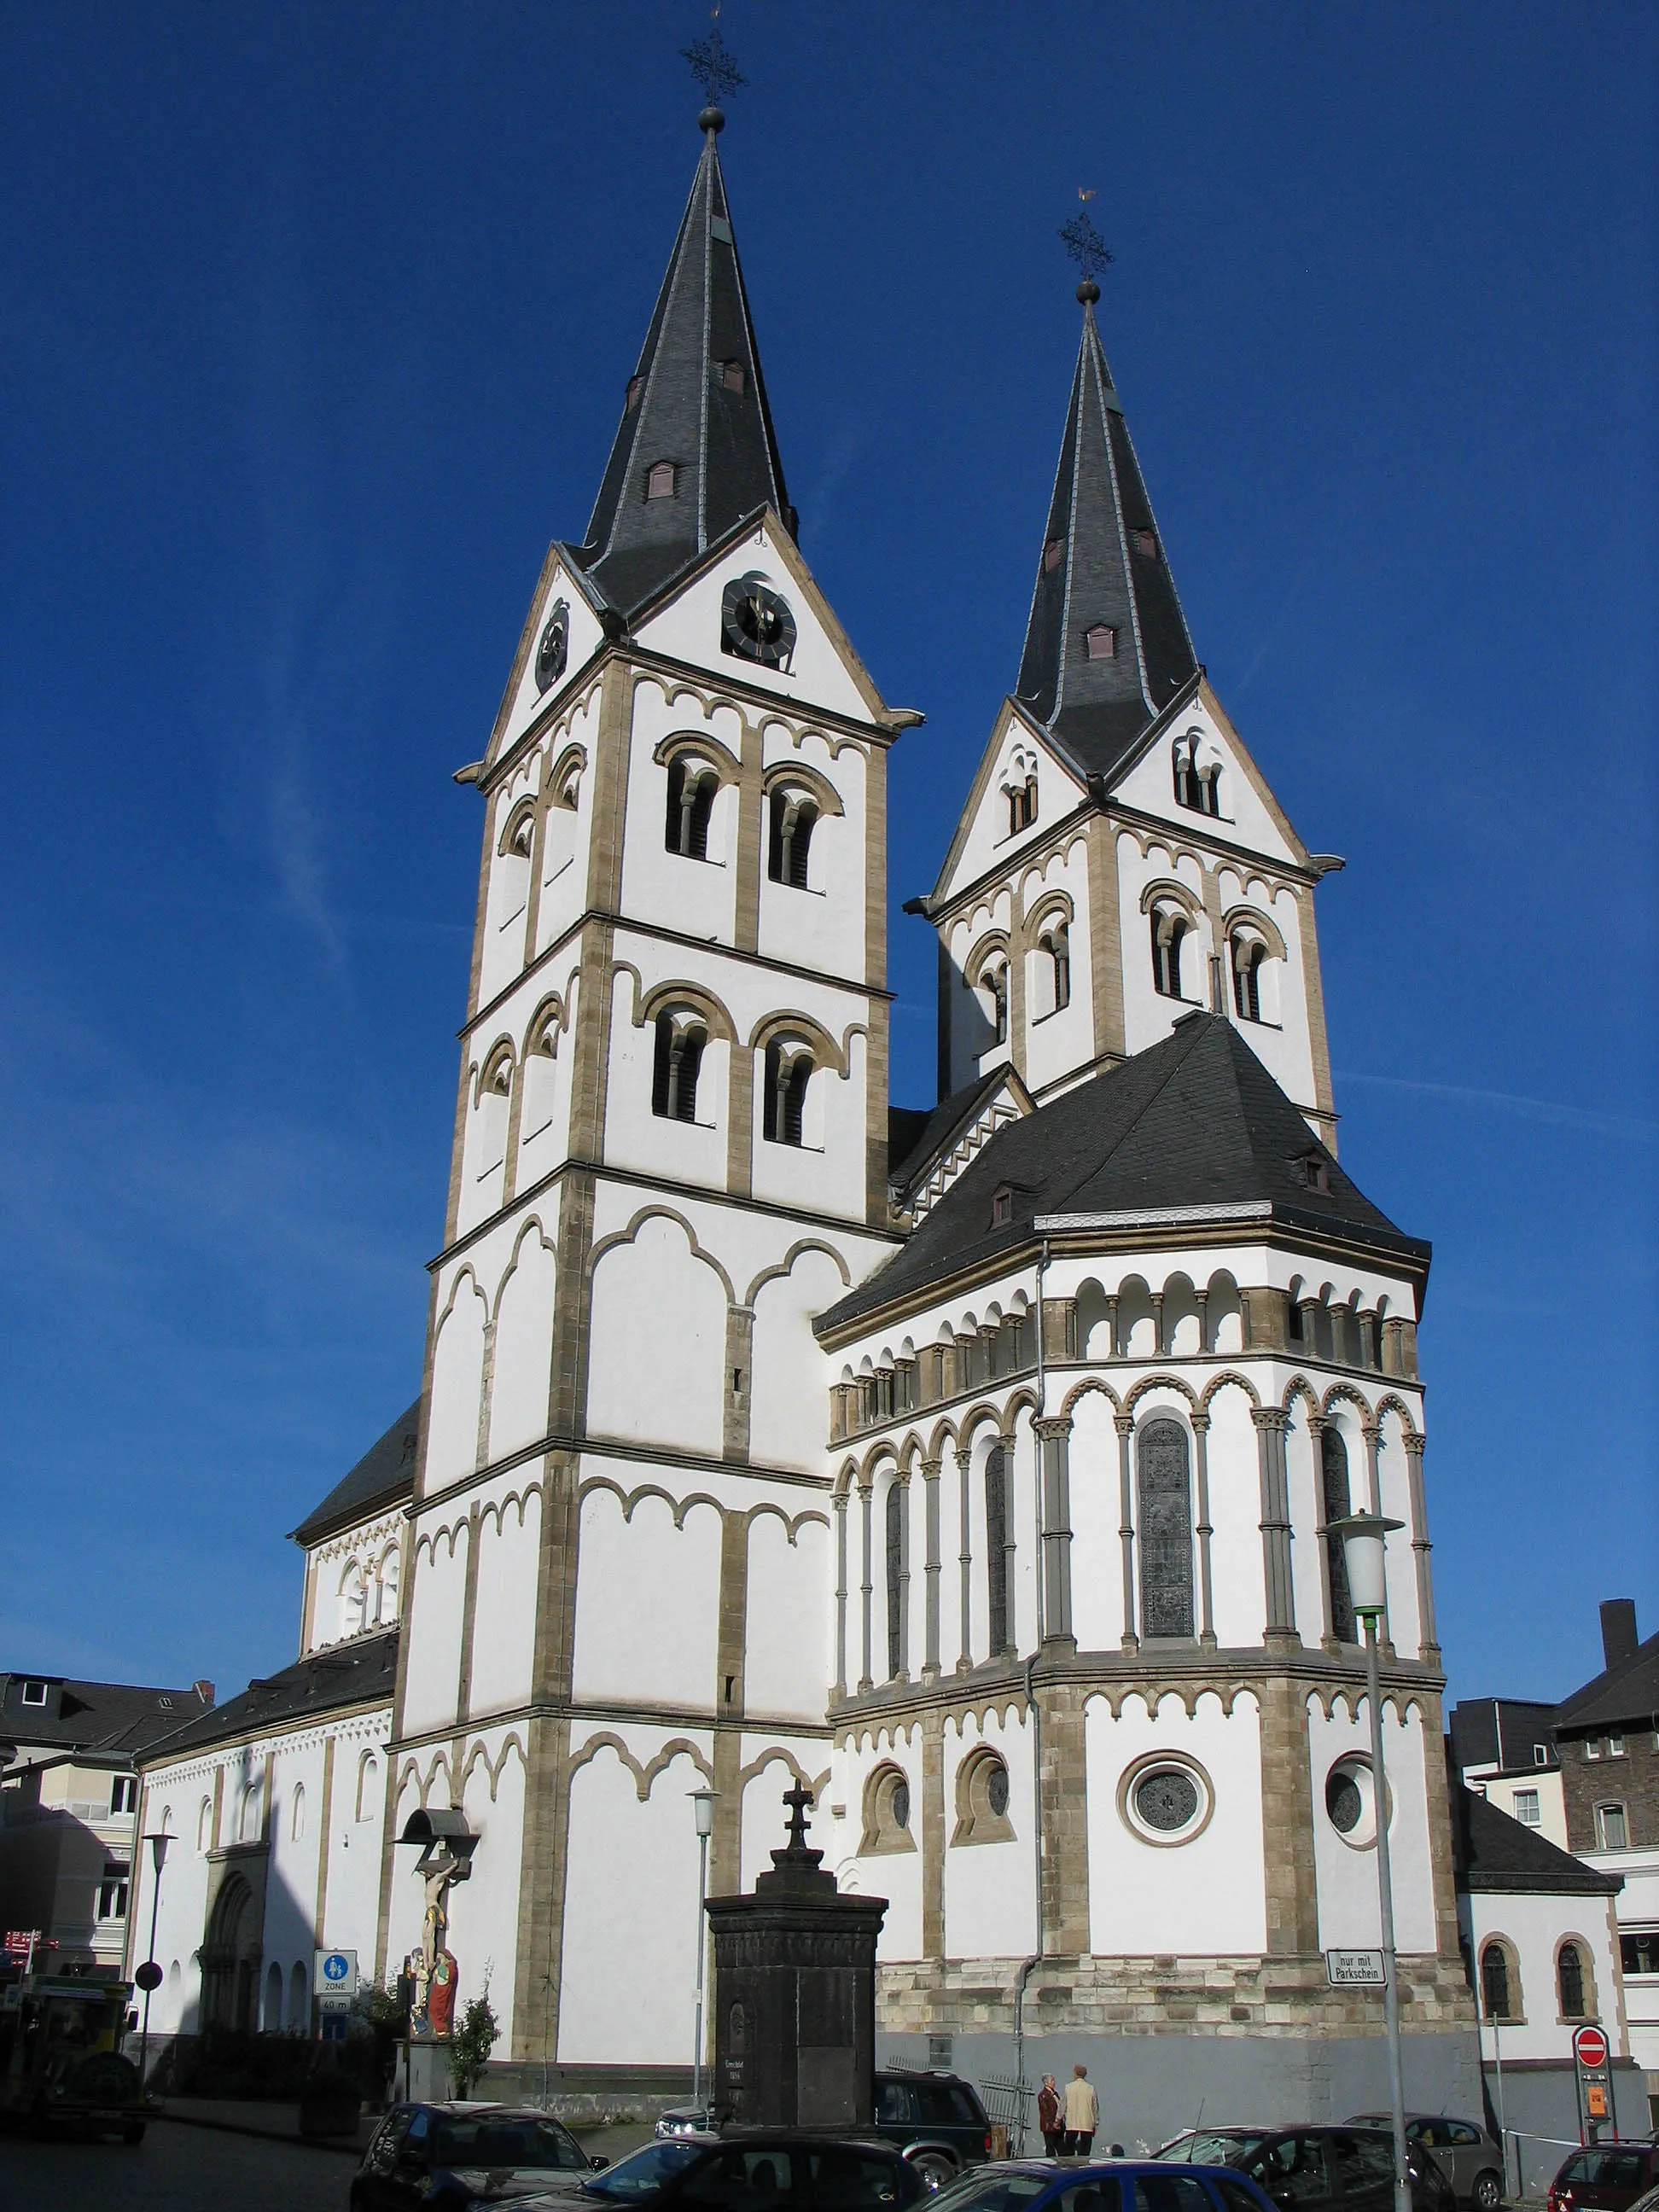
[315,1948,358,2011]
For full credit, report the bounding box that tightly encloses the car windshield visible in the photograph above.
[584,2141,706,2197]
[434,2115,591,2170]
[929,2170,1052,2212]
[1158,2135,1268,2167]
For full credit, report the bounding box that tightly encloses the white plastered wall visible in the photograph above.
[1461,1885,1627,2062]
[1308,1695,1438,1953]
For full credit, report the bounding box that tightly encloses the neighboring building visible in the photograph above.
[367,89,1478,2132]
[1554,1600,1659,2119]
[1452,1697,1567,1849]
[1451,1779,1646,2171]
[0,1671,213,1977]
[125,1409,414,2044]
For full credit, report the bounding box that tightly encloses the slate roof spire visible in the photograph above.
[1014,278,1199,777]
[577,96,794,620]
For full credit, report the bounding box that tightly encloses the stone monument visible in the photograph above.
[706,1784,888,2128]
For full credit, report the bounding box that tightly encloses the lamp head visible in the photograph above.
[690,1788,718,1839]
[147,1832,171,1875]
[1327,1511,1404,1620]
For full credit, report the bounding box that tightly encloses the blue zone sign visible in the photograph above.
[315,1948,358,2011]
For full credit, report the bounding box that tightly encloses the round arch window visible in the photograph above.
[1325,1754,1389,1849]
[1120,1753,1213,1846]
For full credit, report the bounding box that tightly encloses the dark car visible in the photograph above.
[351,2103,602,2210]
[1155,2128,1455,2212]
[655,2072,995,2188]
[518,2134,928,2212]
[928,2153,1279,2212]
[1346,2116,1505,2210]
[1547,2145,1659,2212]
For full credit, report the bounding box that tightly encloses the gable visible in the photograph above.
[488,550,609,769]
[894,1066,1033,1225]
[632,513,887,725]
[932,700,1089,910]
[1109,684,1306,870]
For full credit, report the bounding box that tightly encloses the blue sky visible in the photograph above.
[2,3,1654,1715]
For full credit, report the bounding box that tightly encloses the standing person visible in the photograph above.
[1062,2064,1099,2157]
[1038,2074,1063,2157]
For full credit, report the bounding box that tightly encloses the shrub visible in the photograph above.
[448,1982,500,2099]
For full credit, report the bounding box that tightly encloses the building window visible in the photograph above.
[197,1798,212,1853]
[1132,527,1159,561]
[645,459,677,500]
[1557,1941,1586,2019]
[952,1749,1016,1846]
[1036,921,1070,1015]
[762,1040,811,1147]
[985,1445,1010,1655]
[665,756,717,859]
[1173,734,1221,817]
[1121,1753,1214,1846]
[1585,1738,1602,1760]
[1150,906,1188,998]
[1512,1789,1540,1826]
[20,1680,48,1708]
[1595,1802,1629,1850]
[885,1483,904,1680]
[356,1752,380,1824]
[96,1864,130,1920]
[291,1784,306,1842]
[766,789,817,888]
[1480,1941,1515,2022]
[1231,934,1266,1022]
[1137,1418,1195,1639]
[1085,623,1116,660]
[1043,536,1064,574]
[1621,1931,1659,1976]
[719,359,745,393]
[1007,777,1038,835]
[1322,1425,1357,1643]
[652,1012,707,1124]
[1608,1734,1625,1757]
[110,1776,137,1817]
[977,959,1010,1047]
[626,375,643,412]
[861,1763,915,1854]
[1534,1743,1551,1766]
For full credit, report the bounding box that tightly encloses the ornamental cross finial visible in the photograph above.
[782,1782,815,1850]
[682,25,746,108]
[1059,195,1113,290]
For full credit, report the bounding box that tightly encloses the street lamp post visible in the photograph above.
[690,1790,718,2115]
[137,1832,171,2088]
[1331,1512,1409,2212]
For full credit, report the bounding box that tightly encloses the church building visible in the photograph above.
[135,86,1481,2129]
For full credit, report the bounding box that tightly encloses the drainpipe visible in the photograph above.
[1011,1239,1051,2150]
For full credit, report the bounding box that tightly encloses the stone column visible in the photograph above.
[1114,1413,1138,1653]
[1251,1407,1297,1643]
[1035,1418,1074,1647]
[920,1710,946,1959]
[921,1458,942,1679]
[1150,1289,1166,1356]
[956,1448,973,1672]
[1103,1294,1118,1359]
[833,1490,848,1697]
[1039,1683,1091,1956]
[1258,1675,1320,1959]
[896,1472,911,1682]
[859,1481,874,1693]
[1195,1287,1210,1354]
[1190,1411,1217,1650]
[1404,1433,1440,1663]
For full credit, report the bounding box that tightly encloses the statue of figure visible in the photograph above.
[427,1947,458,2038]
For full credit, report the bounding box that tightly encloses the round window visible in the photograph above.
[535,600,569,692]
[1121,1755,1212,1845]
[1324,1755,1387,1849]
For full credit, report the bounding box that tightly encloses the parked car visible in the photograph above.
[1547,2145,1659,2212]
[1155,2127,1455,2212]
[351,2103,602,2210]
[928,2154,1280,2212]
[654,2071,996,2188]
[1346,2116,1504,2209]
[520,2134,928,2212]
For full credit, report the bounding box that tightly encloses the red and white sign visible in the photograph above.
[1574,2025,1609,2070]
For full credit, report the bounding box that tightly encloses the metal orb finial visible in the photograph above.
[1060,203,1113,295]
[682,26,746,119]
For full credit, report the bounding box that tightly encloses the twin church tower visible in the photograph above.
[381,91,1472,2116]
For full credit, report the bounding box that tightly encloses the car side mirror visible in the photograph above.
[591,2157,611,2170]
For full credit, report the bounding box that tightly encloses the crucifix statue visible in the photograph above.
[782,1782,815,1852]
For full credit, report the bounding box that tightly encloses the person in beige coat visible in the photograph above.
[1062,2064,1099,2156]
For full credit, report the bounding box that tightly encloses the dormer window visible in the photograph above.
[1085,624,1116,661]
[645,460,678,501]
[992,1186,1014,1227]
[626,375,644,412]
[1132,527,1159,561]
[1297,1153,1330,1195]
[1043,537,1065,574]
[20,1679,49,1708]
[718,359,745,393]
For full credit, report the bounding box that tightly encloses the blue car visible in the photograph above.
[927,2158,1276,2212]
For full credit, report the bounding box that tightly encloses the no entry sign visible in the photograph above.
[1574,2025,1609,2069]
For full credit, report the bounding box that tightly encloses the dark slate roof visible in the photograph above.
[1012,302,1198,783]
[1449,1779,1621,1896]
[0,1674,214,1761]
[290,1401,420,1548]
[138,1631,399,1763]
[575,130,793,620]
[1448,1697,1563,1775]
[818,1013,1426,1336]
[1555,1626,1659,1736]
[887,1068,1025,1200]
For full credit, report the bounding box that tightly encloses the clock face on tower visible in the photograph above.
[720,574,796,667]
[535,601,569,693]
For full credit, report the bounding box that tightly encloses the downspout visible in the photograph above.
[1011,1237,1051,2148]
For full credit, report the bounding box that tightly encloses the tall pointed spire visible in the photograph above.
[1014,255,1198,776]
[577,85,793,620]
